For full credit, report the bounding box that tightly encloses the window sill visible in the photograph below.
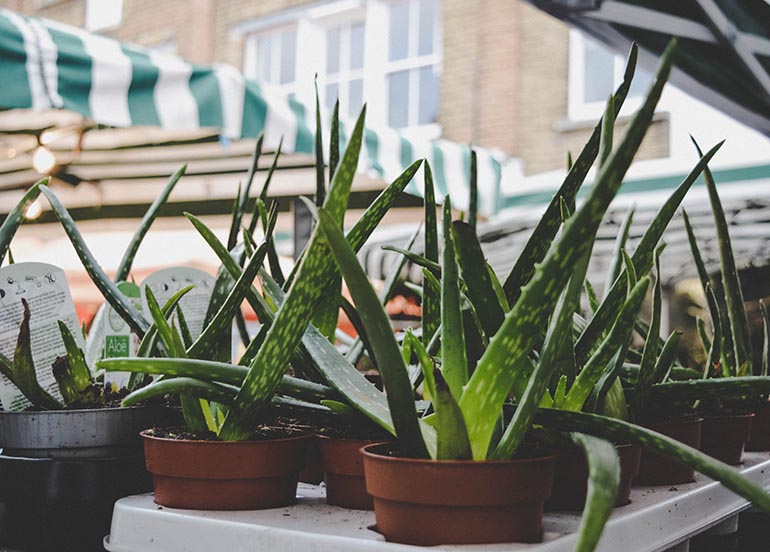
[552,110,669,133]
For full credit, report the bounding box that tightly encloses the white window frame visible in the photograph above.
[319,16,366,119]
[567,29,645,122]
[243,24,300,96]
[238,0,442,137]
[85,0,123,32]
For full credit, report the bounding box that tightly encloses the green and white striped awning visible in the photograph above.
[0,8,506,216]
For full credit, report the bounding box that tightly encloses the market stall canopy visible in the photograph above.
[528,0,770,136]
[0,7,505,216]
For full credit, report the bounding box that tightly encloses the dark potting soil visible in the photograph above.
[145,424,305,442]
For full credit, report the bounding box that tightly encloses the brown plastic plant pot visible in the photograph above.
[747,401,770,451]
[317,436,383,510]
[362,443,556,546]
[635,418,703,486]
[700,414,754,465]
[546,443,641,511]
[141,430,309,510]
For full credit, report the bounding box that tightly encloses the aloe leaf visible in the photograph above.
[620,249,636,290]
[603,205,636,297]
[649,375,770,402]
[553,375,568,408]
[761,300,769,377]
[405,329,435,399]
[99,357,336,402]
[573,433,620,552]
[423,163,440,345]
[176,307,194,349]
[563,278,650,412]
[135,285,195,358]
[382,246,441,275]
[0,179,45,267]
[122,377,237,407]
[228,134,264,249]
[218,108,370,441]
[314,79,326,206]
[695,138,752,376]
[584,280,600,314]
[6,248,14,265]
[145,287,186,358]
[39,186,150,336]
[535,408,770,513]
[248,144,283,236]
[57,321,92,391]
[598,95,615,167]
[631,253,663,417]
[321,399,356,415]
[501,44,638,306]
[434,368,472,460]
[440,198,468,400]
[468,149,478,231]
[115,165,185,282]
[329,100,340,181]
[575,140,724,364]
[11,299,63,409]
[187,243,267,359]
[0,352,15,384]
[452,221,505,336]
[318,208,429,458]
[652,331,681,384]
[461,41,677,459]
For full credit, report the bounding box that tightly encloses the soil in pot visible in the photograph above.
[635,417,702,485]
[362,443,556,546]
[142,427,310,510]
[700,413,754,465]
[546,443,641,511]
[747,400,770,451]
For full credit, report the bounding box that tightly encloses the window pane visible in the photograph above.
[418,0,436,56]
[389,1,410,61]
[348,78,363,118]
[418,66,438,125]
[388,70,410,128]
[350,23,365,70]
[628,67,652,98]
[326,27,341,75]
[582,38,613,103]
[279,29,297,85]
[325,83,338,113]
[257,36,272,83]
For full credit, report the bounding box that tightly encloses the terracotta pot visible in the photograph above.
[298,435,324,484]
[141,431,309,510]
[635,418,702,485]
[546,444,641,511]
[362,443,556,546]
[700,414,754,465]
[747,401,770,451]
[317,436,379,510]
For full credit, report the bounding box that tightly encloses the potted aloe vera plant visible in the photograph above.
[304,40,770,552]
[0,168,188,551]
[97,104,429,511]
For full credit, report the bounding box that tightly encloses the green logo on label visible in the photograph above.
[105,335,130,358]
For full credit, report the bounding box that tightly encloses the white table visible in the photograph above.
[105,452,770,552]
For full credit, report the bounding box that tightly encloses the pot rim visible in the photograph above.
[140,429,311,446]
[361,442,556,466]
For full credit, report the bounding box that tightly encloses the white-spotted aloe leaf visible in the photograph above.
[318,208,430,458]
[423,163,440,346]
[603,205,636,298]
[575,140,725,364]
[115,164,185,282]
[501,45,638,306]
[39,185,150,336]
[459,41,679,460]
[535,408,770,513]
[573,433,620,552]
[434,367,472,460]
[761,300,769,377]
[692,137,752,376]
[440,198,467,400]
[228,134,263,249]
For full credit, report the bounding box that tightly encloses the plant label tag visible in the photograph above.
[0,262,83,411]
[87,281,142,391]
[141,267,216,341]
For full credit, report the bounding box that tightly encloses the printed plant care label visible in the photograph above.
[87,281,142,391]
[141,267,215,341]
[0,262,84,411]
